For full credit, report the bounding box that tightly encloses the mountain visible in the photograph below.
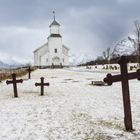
[69,52,93,65]
[0,52,33,68]
[112,36,137,57]
[0,60,9,68]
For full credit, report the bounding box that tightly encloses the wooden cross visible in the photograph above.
[26,66,32,79]
[35,77,50,96]
[6,73,23,97]
[104,56,140,131]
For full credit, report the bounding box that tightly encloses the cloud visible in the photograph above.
[0,26,46,56]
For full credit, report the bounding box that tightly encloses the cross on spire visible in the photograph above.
[53,11,55,20]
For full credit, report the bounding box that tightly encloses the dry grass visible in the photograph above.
[0,67,36,81]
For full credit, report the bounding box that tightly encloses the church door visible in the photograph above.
[52,56,60,65]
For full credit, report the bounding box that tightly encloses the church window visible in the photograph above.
[46,59,48,62]
[54,49,57,53]
[63,59,64,62]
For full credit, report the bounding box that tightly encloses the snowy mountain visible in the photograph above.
[0,60,9,68]
[69,36,137,65]
[0,52,33,68]
[69,52,93,65]
[112,36,137,57]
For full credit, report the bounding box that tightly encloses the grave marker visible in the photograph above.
[91,81,105,86]
[26,66,32,79]
[35,77,50,96]
[6,73,23,97]
[104,56,140,131]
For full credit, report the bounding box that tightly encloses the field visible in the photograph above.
[0,66,140,140]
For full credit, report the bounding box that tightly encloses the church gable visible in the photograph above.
[34,43,48,56]
[62,45,69,56]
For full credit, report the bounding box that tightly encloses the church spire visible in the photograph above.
[49,11,60,27]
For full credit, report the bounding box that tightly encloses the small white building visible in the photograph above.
[34,16,69,68]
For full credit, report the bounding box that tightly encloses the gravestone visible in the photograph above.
[6,73,23,97]
[35,77,50,96]
[91,81,105,86]
[26,66,32,79]
[104,56,140,131]
[114,65,117,70]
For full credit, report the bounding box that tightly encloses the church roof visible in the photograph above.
[63,45,70,50]
[33,43,48,53]
[49,20,60,27]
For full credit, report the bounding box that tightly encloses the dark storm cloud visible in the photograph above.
[0,0,140,61]
[0,0,95,27]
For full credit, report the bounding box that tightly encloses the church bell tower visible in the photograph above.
[49,11,61,37]
[47,11,63,67]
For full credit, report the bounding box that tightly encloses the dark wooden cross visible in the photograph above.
[35,77,50,96]
[26,66,32,79]
[6,73,23,97]
[104,56,140,131]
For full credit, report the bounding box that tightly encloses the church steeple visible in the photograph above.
[49,11,60,27]
[49,11,61,36]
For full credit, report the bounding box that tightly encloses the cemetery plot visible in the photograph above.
[0,68,140,139]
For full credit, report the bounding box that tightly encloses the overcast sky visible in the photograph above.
[0,0,140,62]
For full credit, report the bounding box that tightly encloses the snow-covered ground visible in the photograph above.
[0,68,140,140]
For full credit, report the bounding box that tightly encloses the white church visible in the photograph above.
[34,14,69,68]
